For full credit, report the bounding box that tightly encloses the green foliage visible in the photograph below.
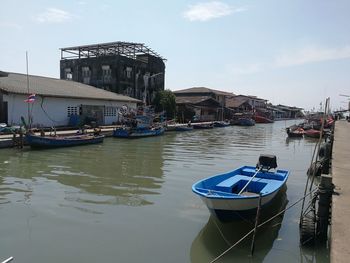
[153,90,176,119]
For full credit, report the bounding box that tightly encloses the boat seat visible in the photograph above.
[241,168,285,181]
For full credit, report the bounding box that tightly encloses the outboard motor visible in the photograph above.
[257,154,277,171]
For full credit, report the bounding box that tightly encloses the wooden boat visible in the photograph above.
[237,118,255,126]
[26,133,104,148]
[213,121,230,127]
[254,115,274,123]
[231,113,255,126]
[174,125,194,132]
[192,155,289,221]
[286,126,304,138]
[113,126,165,138]
[113,108,165,138]
[192,123,214,129]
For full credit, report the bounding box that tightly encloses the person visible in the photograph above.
[188,120,192,127]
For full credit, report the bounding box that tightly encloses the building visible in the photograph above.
[0,71,139,127]
[174,87,234,121]
[60,42,166,105]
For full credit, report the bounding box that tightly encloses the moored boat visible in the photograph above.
[254,115,274,123]
[286,126,304,138]
[174,125,194,132]
[113,126,165,138]
[192,123,214,129]
[192,155,289,221]
[213,121,230,127]
[304,129,321,138]
[26,133,104,148]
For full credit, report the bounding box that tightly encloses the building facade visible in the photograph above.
[60,42,166,105]
[0,72,139,127]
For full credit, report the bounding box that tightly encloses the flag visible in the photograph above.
[24,94,36,103]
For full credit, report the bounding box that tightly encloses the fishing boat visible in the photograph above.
[26,132,104,148]
[231,113,255,126]
[113,126,165,138]
[303,129,321,138]
[254,115,274,123]
[213,121,230,127]
[286,125,304,138]
[192,155,289,221]
[192,123,214,129]
[113,110,165,138]
[174,125,194,132]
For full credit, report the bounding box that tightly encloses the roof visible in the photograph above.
[225,96,251,108]
[174,87,234,96]
[0,72,140,103]
[235,94,267,101]
[175,96,221,106]
[61,41,166,61]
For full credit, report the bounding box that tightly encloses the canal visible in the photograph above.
[0,120,329,263]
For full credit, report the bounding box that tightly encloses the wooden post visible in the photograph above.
[251,194,262,255]
[317,174,333,241]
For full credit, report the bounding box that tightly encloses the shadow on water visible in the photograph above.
[0,137,165,207]
[190,186,289,263]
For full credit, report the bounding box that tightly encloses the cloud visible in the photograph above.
[0,22,22,30]
[183,1,245,22]
[35,8,74,23]
[274,45,350,67]
[230,45,350,75]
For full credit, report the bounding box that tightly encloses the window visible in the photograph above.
[65,68,72,80]
[104,106,117,117]
[82,67,91,77]
[67,106,78,117]
[126,67,132,79]
[102,65,111,83]
[82,67,91,84]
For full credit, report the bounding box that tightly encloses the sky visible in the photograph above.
[1,0,350,111]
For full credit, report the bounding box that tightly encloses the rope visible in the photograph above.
[209,189,317,263]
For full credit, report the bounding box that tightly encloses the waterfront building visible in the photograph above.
[60,42,166,105]
[0,71,139,127]
[174,87,234,121]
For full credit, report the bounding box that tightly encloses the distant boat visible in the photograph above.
[174,125,194,132]
[113,126,165,138]
[231,113,255,126]
[192,155,289,221]
[213,121,230,127]
[254,115,274,123]
[113,107,166,138]
[304,129,321,138]
[26,133,104,148]
[286,125,304,138]
[192,123,214,129]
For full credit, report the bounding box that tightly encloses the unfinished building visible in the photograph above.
[60,42,166,105]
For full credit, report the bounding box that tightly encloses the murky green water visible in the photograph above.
[0,121,329,263]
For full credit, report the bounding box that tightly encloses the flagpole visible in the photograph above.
[26,51,31,129]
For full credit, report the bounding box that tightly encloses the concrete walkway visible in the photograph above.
[331,120,350,263]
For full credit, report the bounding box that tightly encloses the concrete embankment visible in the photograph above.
[331,120,350,263]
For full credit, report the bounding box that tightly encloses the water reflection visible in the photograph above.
[0,137,165,207]
[191,187,288,263]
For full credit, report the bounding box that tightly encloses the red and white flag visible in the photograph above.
[24,94,36,103]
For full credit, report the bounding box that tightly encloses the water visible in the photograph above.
[0,121,329,263]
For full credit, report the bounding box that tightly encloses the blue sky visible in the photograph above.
[1,0,350,111]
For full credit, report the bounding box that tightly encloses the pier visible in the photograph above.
[331,120,350,263]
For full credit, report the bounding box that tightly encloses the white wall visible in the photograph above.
[4,93,137,127]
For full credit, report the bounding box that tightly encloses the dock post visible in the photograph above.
[317,174,333,242]
[250,194,262,256]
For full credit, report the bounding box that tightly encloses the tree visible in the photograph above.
[153,90,176,119]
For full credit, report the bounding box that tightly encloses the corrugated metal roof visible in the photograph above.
[174,87,234,96]
[175,95,220,105]
[225,96,250,108]
[0,72,140,103]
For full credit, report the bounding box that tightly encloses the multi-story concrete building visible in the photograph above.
[60,42,166,105]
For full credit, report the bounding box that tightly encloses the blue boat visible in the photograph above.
[113,107,166,138]
[26,133,104,148]
[113,126,165,138]
[192,155,289,221]
[174,125,194,132]
[213,121,230,127]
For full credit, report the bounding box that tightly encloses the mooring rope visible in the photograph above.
[209,188,317,263]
